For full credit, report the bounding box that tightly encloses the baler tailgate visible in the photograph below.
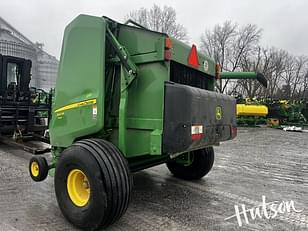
[163,82,236,154]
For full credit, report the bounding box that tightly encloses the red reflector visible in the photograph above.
[164,49,172,60]
[231,126,237,138]
[191,125,203,140]
[165,37,172,49]
[215,64,221,80]
[188,44,199,68]
[192,133,203,141]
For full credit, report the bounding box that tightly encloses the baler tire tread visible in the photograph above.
[166,147,215,180]
[55,145,106,231]
[29,156,49,182]
[55,139,131,231]
[83,139,131,227]
[91,139,132,224]
[75,141,117,227]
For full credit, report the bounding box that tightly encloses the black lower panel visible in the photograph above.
[0,104,49,135]
[163,82,236,154]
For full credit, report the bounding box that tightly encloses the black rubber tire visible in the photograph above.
[166,147,215,180]
[29,156,49,182]
[54,139,132,231]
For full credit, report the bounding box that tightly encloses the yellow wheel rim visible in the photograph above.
[31,161,40,177]
[67,169,90,207]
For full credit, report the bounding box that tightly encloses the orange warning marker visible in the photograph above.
[188,44,199,69]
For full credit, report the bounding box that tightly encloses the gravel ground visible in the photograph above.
[0,127,307,231]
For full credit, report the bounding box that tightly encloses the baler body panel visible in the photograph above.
[116,25,165,64]
[50,14,237,159]
[49,15,106,146]
[107,62,168,157]
[171,39,216,76]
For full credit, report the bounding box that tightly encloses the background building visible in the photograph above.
[0,17,58,91]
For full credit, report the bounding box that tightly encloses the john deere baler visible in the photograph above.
[28,15,264,230]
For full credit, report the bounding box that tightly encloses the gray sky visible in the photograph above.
[1,0,307,58]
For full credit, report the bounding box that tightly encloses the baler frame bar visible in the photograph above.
[106,26,138,90]
[106,24,139,153]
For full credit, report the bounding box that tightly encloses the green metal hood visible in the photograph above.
[105,16,216,77]
[170,38,216,77]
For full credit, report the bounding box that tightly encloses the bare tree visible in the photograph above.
[291,56,307,98]
[236,46,265,98]
[201,20,308,100]
[231,47,279,99]
[275,54,308,99]
[200,21,237,93]
[223,46,293,100]
[126,5,188,41]
[282,53,296,98]
[301,69,308,99]
[200,21,237,69]
[263,48,288,99]
[200,21,261,93]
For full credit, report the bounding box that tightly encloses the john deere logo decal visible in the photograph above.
[216,106,222,120]
[203,60,209,72]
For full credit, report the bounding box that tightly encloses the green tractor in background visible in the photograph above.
[0,54,51,148]
[28,15,267,230]
[266,100,307,127]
